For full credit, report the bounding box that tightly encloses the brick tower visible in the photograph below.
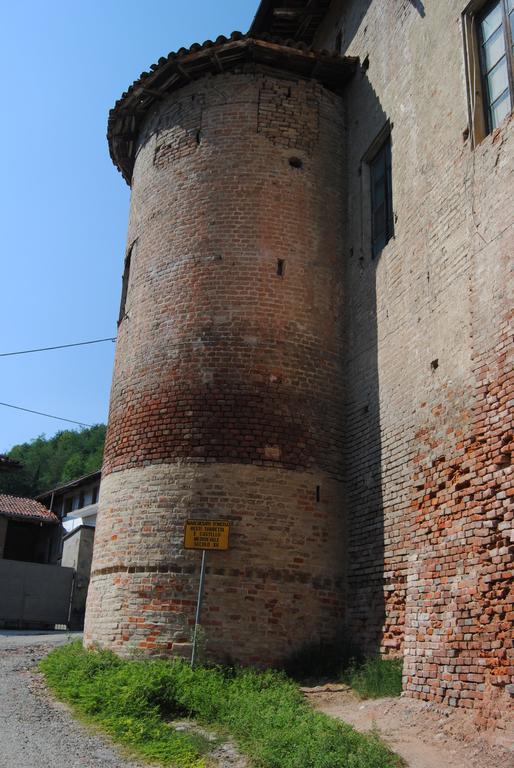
[84,34,356,664]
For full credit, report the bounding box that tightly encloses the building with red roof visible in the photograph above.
[0,493,60,564]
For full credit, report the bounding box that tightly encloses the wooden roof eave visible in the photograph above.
[108,37,357,184]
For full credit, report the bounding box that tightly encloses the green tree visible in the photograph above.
[0,425,106,497]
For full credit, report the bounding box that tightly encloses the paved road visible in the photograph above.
[0,630,83,649]
[0,632,146,768]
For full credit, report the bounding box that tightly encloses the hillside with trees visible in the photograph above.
[0,425,106,498]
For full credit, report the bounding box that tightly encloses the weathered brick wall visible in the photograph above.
[85,68,348,664]
[103,71,346,479]
[85,464,345,663]
[315,0,513,733]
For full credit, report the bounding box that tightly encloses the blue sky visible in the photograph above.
[0,0,257,452]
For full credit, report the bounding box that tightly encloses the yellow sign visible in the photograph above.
[184,519,230,551]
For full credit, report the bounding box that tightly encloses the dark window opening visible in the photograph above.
[370,135,394,258]
[4,520,53,564]
[277,259,285,277]
[477,0,514,132]
[316,485,321,503]
[118,241,136,325]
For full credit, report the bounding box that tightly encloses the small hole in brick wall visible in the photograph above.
[289,156,303,169]
[286,86,292,98]
[196,130,201,145]
[431,359,439,371]
[362,404,369,414]
[277,259,285,277]
[316,485,321,503]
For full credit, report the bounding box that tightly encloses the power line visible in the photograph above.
[0,337,116,358]
[0,401,94,428]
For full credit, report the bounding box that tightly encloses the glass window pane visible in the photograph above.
[371,148,385,174]
[483,25,506,71]
[508,0,513,12]
[372,170,385,187]
[487,56,509,102]
[374,204,386,231]
[480,2,503,42]
[370,136,392,257]
[373,180,385,207]
[491,89,512,128]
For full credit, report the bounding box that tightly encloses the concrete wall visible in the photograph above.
[85,67,348,664]
[0,517,7,558]
[0,559,74,628]
[314,0,513,734]
[62,525,95,629]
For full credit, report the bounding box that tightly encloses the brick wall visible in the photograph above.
[103,71,346,479]
[315,0,513,733]
[85,68,348,664]
[85,463,345,664]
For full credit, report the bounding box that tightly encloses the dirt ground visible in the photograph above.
[2,632,512,768]
[303,683,514,768]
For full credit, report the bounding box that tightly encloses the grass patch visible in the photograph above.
[341,657,403,700]
[41,641,403,768]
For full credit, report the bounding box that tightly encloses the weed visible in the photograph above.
[342,657,404,699]
[41,641,403,768]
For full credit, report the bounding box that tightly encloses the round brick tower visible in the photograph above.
[84,34,356,664]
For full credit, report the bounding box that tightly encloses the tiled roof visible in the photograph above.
[0,494,59,524]
[108,32,357,184]
[37,470,101,501]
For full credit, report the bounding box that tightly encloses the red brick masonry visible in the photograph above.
[85,61,349,665]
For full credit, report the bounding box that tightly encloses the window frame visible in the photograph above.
[363,124,394,259]
[463,0,514,145]
[118,239,137,326]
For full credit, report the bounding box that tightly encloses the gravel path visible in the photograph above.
[0,632,146,768]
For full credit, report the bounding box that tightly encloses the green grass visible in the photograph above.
[40,641,403,768]
[341,657,403,700]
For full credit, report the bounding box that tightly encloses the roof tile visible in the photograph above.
[108,33,357,184]
[0,494,59,524]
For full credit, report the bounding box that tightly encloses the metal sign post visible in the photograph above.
[190,548,206,668]
[184,519,230,668]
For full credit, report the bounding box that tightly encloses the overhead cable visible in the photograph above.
[0,401,94,428]
[0,337,116,358]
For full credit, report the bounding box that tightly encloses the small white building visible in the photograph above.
[37,471,101,532]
